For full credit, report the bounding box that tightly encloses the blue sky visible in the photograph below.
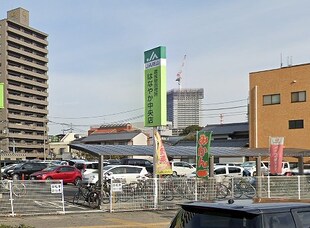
[1,1,310,135]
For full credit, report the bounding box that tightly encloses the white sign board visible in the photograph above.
[51,184,63,194]
[112,183,122,192]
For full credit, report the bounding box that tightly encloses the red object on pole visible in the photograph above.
[269,137,284,175]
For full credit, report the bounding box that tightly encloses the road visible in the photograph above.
[0,210,177,228]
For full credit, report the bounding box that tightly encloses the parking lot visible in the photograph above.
[0,210,177,228]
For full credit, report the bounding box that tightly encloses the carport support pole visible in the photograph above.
[209,156,214,178]
[208,156,215,201]
[99,155,104,208]
[256,156,262,198]
[298,156,304,175]
[153,127,158,209]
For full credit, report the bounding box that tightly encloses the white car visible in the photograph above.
[82,165,148,185]
[214,165,244,177]
[82,161,99,177]
[241,161,269,176]
[188,165,244,179]
[170,161,195,176]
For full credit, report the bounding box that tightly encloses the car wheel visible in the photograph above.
[12,174,20,180]
[172,171,178,176]
[46,177,52,181]
[74,177,82,186]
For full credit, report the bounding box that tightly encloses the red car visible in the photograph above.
[30,165,82,185]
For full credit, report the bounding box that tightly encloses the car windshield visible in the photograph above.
[42,166,59,172]
[103,165,115,172]
[169,208,260,228]
[241,162,255,168]
[13,163,24,169]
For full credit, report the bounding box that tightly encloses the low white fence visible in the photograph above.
[101,175,310,212]
[0,180,64,216]
[1,176,310,216]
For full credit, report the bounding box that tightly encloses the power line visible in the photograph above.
[202,98,247,106]
[48,98,248,120]
[48,107,143,120]
[201,111,247,117]
[200,105,247,111]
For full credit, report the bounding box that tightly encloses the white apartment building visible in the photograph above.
[167,88,204,131]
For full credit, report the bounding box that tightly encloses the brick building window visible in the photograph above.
[289,120,304,129]
[263,94,280,105]
[291,91,306,103]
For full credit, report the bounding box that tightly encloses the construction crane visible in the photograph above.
[176,54,187,90]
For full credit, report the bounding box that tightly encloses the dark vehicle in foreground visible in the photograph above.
[30,165,82,185]
[3,162,47,180]
[169,201,310,228]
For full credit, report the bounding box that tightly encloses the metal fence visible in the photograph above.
[0,180,64,216]
[104,175,310,212]
[2,176,310,216]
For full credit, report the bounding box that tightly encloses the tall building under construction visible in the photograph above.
[167,88,204,132]
[0,8,48,159]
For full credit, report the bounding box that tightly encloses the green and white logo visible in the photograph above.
[146,52,159,62]
[144,46,166,63]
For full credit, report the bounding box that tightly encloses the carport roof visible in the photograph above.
[69,144,310,158]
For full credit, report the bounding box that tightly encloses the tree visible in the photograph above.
[180,125,203,136]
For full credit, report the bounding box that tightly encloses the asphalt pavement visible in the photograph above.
[0,210,177,228]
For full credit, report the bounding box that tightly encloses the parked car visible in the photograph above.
[188,165,244,179]
[3,162,48,180]
[82,165,148,185]
[291,164,310,175]
[1,163,19,174]
[50,160,69,166]
[262,161,293,176]
[120,158,153,174]
[82,161,99,176]
[241,161,269,176]
[170,161,195,176]
[169,201,310,228]
[30,165,82,185]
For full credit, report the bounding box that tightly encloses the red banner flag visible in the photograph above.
[196,131,212,178]
[269,137,284,175]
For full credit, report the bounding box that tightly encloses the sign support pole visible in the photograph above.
[153,127,158,209]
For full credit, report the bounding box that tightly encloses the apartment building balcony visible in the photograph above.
[8,45,48,63]
[8,84,48,96]
[11,142,45,149]
[8,104,48,115]
[8,123,45,132]
[7,65,48,80]
[7,94,48,106]
[8,132,45,140]
[7,55,48,72]
[7,36,48,54]
[7,25,48,46]
[8,113,46,123]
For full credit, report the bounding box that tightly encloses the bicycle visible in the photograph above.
[0,180,27,197]
[230,177,256,199]
[72,184,100,209]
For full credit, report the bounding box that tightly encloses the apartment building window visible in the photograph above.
[289,120,304,129]
[291,91,306,103]
[263,94,280,105]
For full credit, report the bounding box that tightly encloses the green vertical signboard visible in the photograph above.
[196,131,212,178]
[0,83,4,109]
[144,46,167,127]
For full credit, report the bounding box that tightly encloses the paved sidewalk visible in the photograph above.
[0,210,177,228]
